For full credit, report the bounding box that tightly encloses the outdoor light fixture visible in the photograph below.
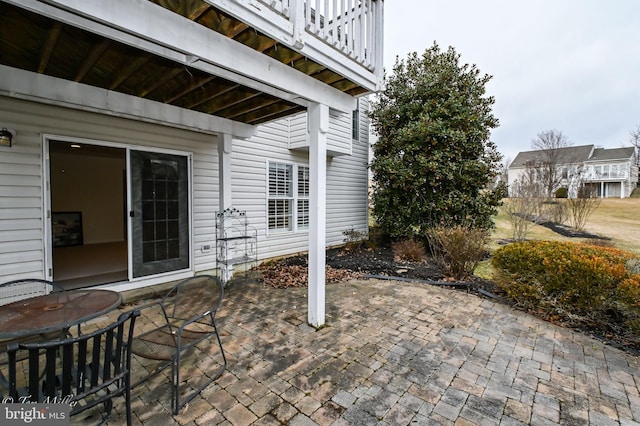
[0,128,15,147]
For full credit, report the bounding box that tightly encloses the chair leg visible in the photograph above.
[171,357,179,415]
[170,331,226,415]
[125,378,132,426]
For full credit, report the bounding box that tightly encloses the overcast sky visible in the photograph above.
[382,0,640,163]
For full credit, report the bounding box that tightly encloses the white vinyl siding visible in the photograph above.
[287,110,352,156]
[231,99,370,260]
[326,97,369,244]
[0,94,371,283]
[0,96,220,282]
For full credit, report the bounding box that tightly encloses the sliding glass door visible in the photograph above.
[130,150,190,278]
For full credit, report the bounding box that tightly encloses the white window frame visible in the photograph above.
[297,165,310,230]
[267,161,309,234]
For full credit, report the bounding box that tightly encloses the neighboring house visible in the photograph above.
[0,1,384,327]
[508,145,638,198]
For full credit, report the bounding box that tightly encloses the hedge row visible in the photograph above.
[491,241,640,334]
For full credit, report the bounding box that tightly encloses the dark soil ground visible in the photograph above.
[258,232,639,356]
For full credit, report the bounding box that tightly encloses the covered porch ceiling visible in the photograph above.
[0,0,368,126]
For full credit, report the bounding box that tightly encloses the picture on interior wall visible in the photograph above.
[52,211,83,247]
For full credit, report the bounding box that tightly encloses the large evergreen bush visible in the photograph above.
[369,44,506,239]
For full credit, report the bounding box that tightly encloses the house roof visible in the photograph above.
[0,1,369,126]
[510,144,636,169]
[585,147,636,162]
[510,145,594,168]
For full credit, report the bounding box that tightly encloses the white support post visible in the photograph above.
[218,133,233,282]
[218,133,233,210]
[308,103,328,328]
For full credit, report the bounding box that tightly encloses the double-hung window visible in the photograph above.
[268,162,309,232]
[297,166,309,229]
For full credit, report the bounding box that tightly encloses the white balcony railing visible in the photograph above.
[584,171,629,180]
[258,0,383,73]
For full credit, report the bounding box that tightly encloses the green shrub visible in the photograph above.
[426,225,489,280]
[555,187,568,198]
[618,274,640,334]
[491,241,640,323]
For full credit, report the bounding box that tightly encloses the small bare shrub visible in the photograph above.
[548,200,567,224]
[391,239,425,262]
[567,186,601,231]
[426,225,489,280]
[342,228,368,251]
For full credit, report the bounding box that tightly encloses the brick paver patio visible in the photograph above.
[76,278,640,425]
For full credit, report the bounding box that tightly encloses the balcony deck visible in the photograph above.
[154,0,383,93]
[0,0,382,129]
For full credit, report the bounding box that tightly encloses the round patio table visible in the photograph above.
[0,289,122,339]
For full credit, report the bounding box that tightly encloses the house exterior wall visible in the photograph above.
[229,99,370,262]
[0,95,370,284]
[507,157,638,198]
[0,95,219,283]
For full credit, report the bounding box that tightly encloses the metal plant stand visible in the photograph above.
[215,208,257,284]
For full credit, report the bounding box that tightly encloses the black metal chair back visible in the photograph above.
[0,278,63,306]
[0,279,66,388]
[131,275,226,414]
[6,309,139,425]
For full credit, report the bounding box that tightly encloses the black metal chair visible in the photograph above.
[131,275,226,414]
[0,278,64,306]
[0,279,66,388]
[6,309,140,425]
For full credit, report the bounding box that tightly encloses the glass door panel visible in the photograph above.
[130,150,189,278]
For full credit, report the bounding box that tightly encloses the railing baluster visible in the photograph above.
[341,0,347,51]
[256,0,381,73]
[323,0,330,39]
[365,0,372,66]
[358,1,365,62]
[330,0,337,45]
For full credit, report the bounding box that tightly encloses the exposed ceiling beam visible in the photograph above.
[38,21,62,73]
[240,103,301,125]
[108,55,151,90]
[11,0,356,112]
[75,39,110,82]
[184,82,240,109]
[225,97,281,120]
[187,3,211,21]
[138,66,184,97]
